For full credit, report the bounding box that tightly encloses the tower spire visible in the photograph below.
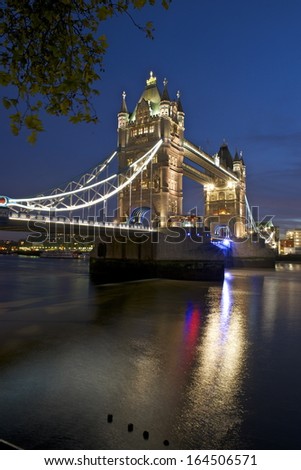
[118,90,129,133]
[146,71,157,86]
[176,90,184,113]
[161,78,170,101]
[119,90,128,113]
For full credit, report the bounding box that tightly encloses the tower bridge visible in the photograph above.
[0,72,248,237]
[117,72,246,237]
[0,72,274,280]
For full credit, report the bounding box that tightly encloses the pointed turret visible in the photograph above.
[233,150,246,179]
[119,90,128,113]
[160,78,170,117]
[233,150,240,162]
[176,90,184,113]
[239,151,245,166]
[240,151,246,178]
[176,90,185,130]
[117,91,130,148]
[161,78,170,101]
[218,142,233,170]
[118,91,129,129]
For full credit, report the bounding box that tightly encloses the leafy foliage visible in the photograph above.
[0,0,171,142]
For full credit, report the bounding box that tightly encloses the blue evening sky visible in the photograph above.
[1,0,301,237]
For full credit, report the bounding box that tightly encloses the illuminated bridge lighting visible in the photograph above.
[183,141,239,182]
[1,140,162,214]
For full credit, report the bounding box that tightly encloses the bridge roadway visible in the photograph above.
[0,212,154,236]
[0,139,239,218]
[0,138,241,235]
[183,139,240,183]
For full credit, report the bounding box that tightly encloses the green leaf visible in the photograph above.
[25,114,44,132]
[10,124,20,136]
[161,0,171,10]
[2,97,11,109]
[59,98,72,114]
[27,131,38,144]
[10,112,22,124]
[0,71,11,86]
[0,0,170,141]
[97,6,112,21]
[132,0,147,9]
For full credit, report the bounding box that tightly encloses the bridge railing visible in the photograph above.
[8,211,153,231]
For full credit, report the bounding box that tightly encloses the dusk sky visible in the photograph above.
[1,0,301,237]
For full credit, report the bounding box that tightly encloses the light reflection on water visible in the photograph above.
[0,257,301,449]
[177,275,246,449]
[275,262,301,271]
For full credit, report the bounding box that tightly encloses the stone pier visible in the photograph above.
[90,228,225,283]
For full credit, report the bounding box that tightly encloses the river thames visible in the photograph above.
[0,255,300,450]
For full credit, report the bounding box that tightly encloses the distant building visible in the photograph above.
[279,229,301,254]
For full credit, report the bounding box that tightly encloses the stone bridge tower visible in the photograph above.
[117,72,185,227]
[204,143,246,237]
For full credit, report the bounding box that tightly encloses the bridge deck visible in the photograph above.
[182,162,212,184]
[184,139,239,182]
[0,213,154,234]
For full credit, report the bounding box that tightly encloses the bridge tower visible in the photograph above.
[117,72,185,227]
[204,143,246,237]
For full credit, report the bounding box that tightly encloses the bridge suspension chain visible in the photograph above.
[245,195,259,233]
[1,140,162,214]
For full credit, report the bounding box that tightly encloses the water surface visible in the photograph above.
[0,256,300,449]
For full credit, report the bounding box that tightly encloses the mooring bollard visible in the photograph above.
[128,423,134,432]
